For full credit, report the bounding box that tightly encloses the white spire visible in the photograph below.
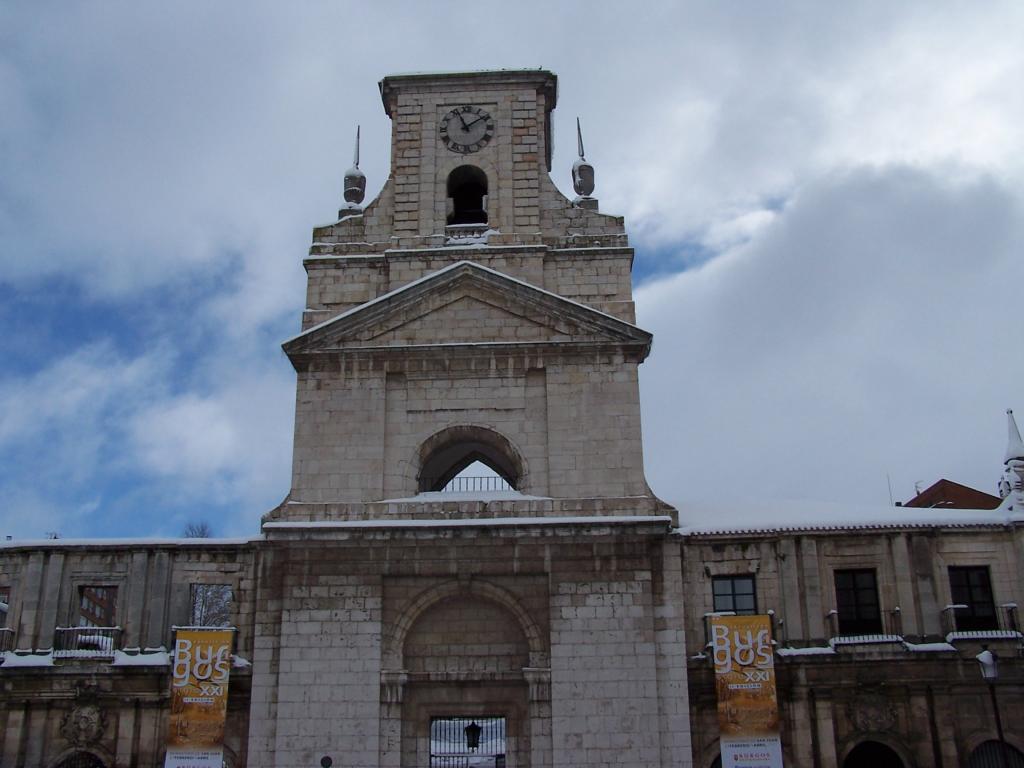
[352,124,361,168]
[1005,408,1024,463]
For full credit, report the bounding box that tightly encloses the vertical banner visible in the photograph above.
[710,615,784,768]
[164,628,233,768]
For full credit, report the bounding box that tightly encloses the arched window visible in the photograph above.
[969,741,1024,768]
[417,426,522,493]
[54,753,106,768]
[447,165,488,225]
[843,741,905,768]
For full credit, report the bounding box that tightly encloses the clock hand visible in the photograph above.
[456,111,471,130]
[464,115,486,128]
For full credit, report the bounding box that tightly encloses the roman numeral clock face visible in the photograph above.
[439,105,494,154]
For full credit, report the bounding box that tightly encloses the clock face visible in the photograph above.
[440,106,495,154]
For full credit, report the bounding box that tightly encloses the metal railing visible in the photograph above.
[942,604,1022,639]
[53,626,121,658]
[826,606,903,642]
[426,476,514,493]
[0,627,13,653]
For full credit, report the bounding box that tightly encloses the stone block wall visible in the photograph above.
[289,353,648,504]
[548,541,685,767]
[300,247,637,332]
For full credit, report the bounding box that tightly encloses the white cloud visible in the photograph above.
[2,2,1024,535]
[637,165,1024,506]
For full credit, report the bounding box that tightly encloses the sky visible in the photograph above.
[2,2,1024,538]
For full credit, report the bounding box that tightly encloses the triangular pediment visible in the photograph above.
[283,261,651,357]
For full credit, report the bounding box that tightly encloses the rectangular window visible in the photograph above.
[0,588,9,627]
[712,575,757,615]
[949,566,998,631]
[190,584,233,627]
[834,569,883,635]
[77,586,117,628]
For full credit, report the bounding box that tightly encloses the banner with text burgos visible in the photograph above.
[164,628,233,768]
[710,614,784,768]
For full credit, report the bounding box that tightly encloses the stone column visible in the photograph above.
[524,667,552,768]
[17,553,44,649]
[814,695,838,768]
[379,670,407,768]
[1,701,26,766]
[890,534,919,638]
[653,541,692,767]
[145,550,171,649]
[37,552,65,649]
[124,549,149,648]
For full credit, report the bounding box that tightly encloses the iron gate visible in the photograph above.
[430,716,506,767]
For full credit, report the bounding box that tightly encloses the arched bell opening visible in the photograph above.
[446,165,488,225]
[416,426,524,493]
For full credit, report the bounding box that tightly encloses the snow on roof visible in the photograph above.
[283,260,647,346]
[672,498,1024,536]
[263,515,673,531]
[0,537,261,550]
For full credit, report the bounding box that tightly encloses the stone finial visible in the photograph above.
[572,117,597,209]
[341,125,366,213]
[1000,409,1024,507]
[1005,408,1024,463]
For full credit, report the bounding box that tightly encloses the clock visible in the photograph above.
[439,105,495,154]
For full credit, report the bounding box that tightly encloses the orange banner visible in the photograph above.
[710,615,784,768]
[164,628,233,768]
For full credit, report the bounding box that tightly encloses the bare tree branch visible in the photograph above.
[182,521,213,538]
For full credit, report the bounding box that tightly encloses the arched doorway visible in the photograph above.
[968,740,1024,768]
[399,591,534,767]
[447,165,488,225]
[844,741,905,768]
[54,753,105,768]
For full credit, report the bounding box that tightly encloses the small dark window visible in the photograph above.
[78,586,117,628]
[712,576,757,615]
[834,569,883,635]
[949,566,998,631]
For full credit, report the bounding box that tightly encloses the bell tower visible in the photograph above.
[273,69,660,512]
[250,71,690,768]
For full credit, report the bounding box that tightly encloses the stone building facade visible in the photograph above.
[0,70,1021,768]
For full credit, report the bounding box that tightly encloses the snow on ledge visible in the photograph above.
[672,498,1024,536]
[0,536,261,550]
[1,651,54,667]
[112,648,170,666]
[902,641,958,653]
[776,646,836,657]
[263,515,673,530]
